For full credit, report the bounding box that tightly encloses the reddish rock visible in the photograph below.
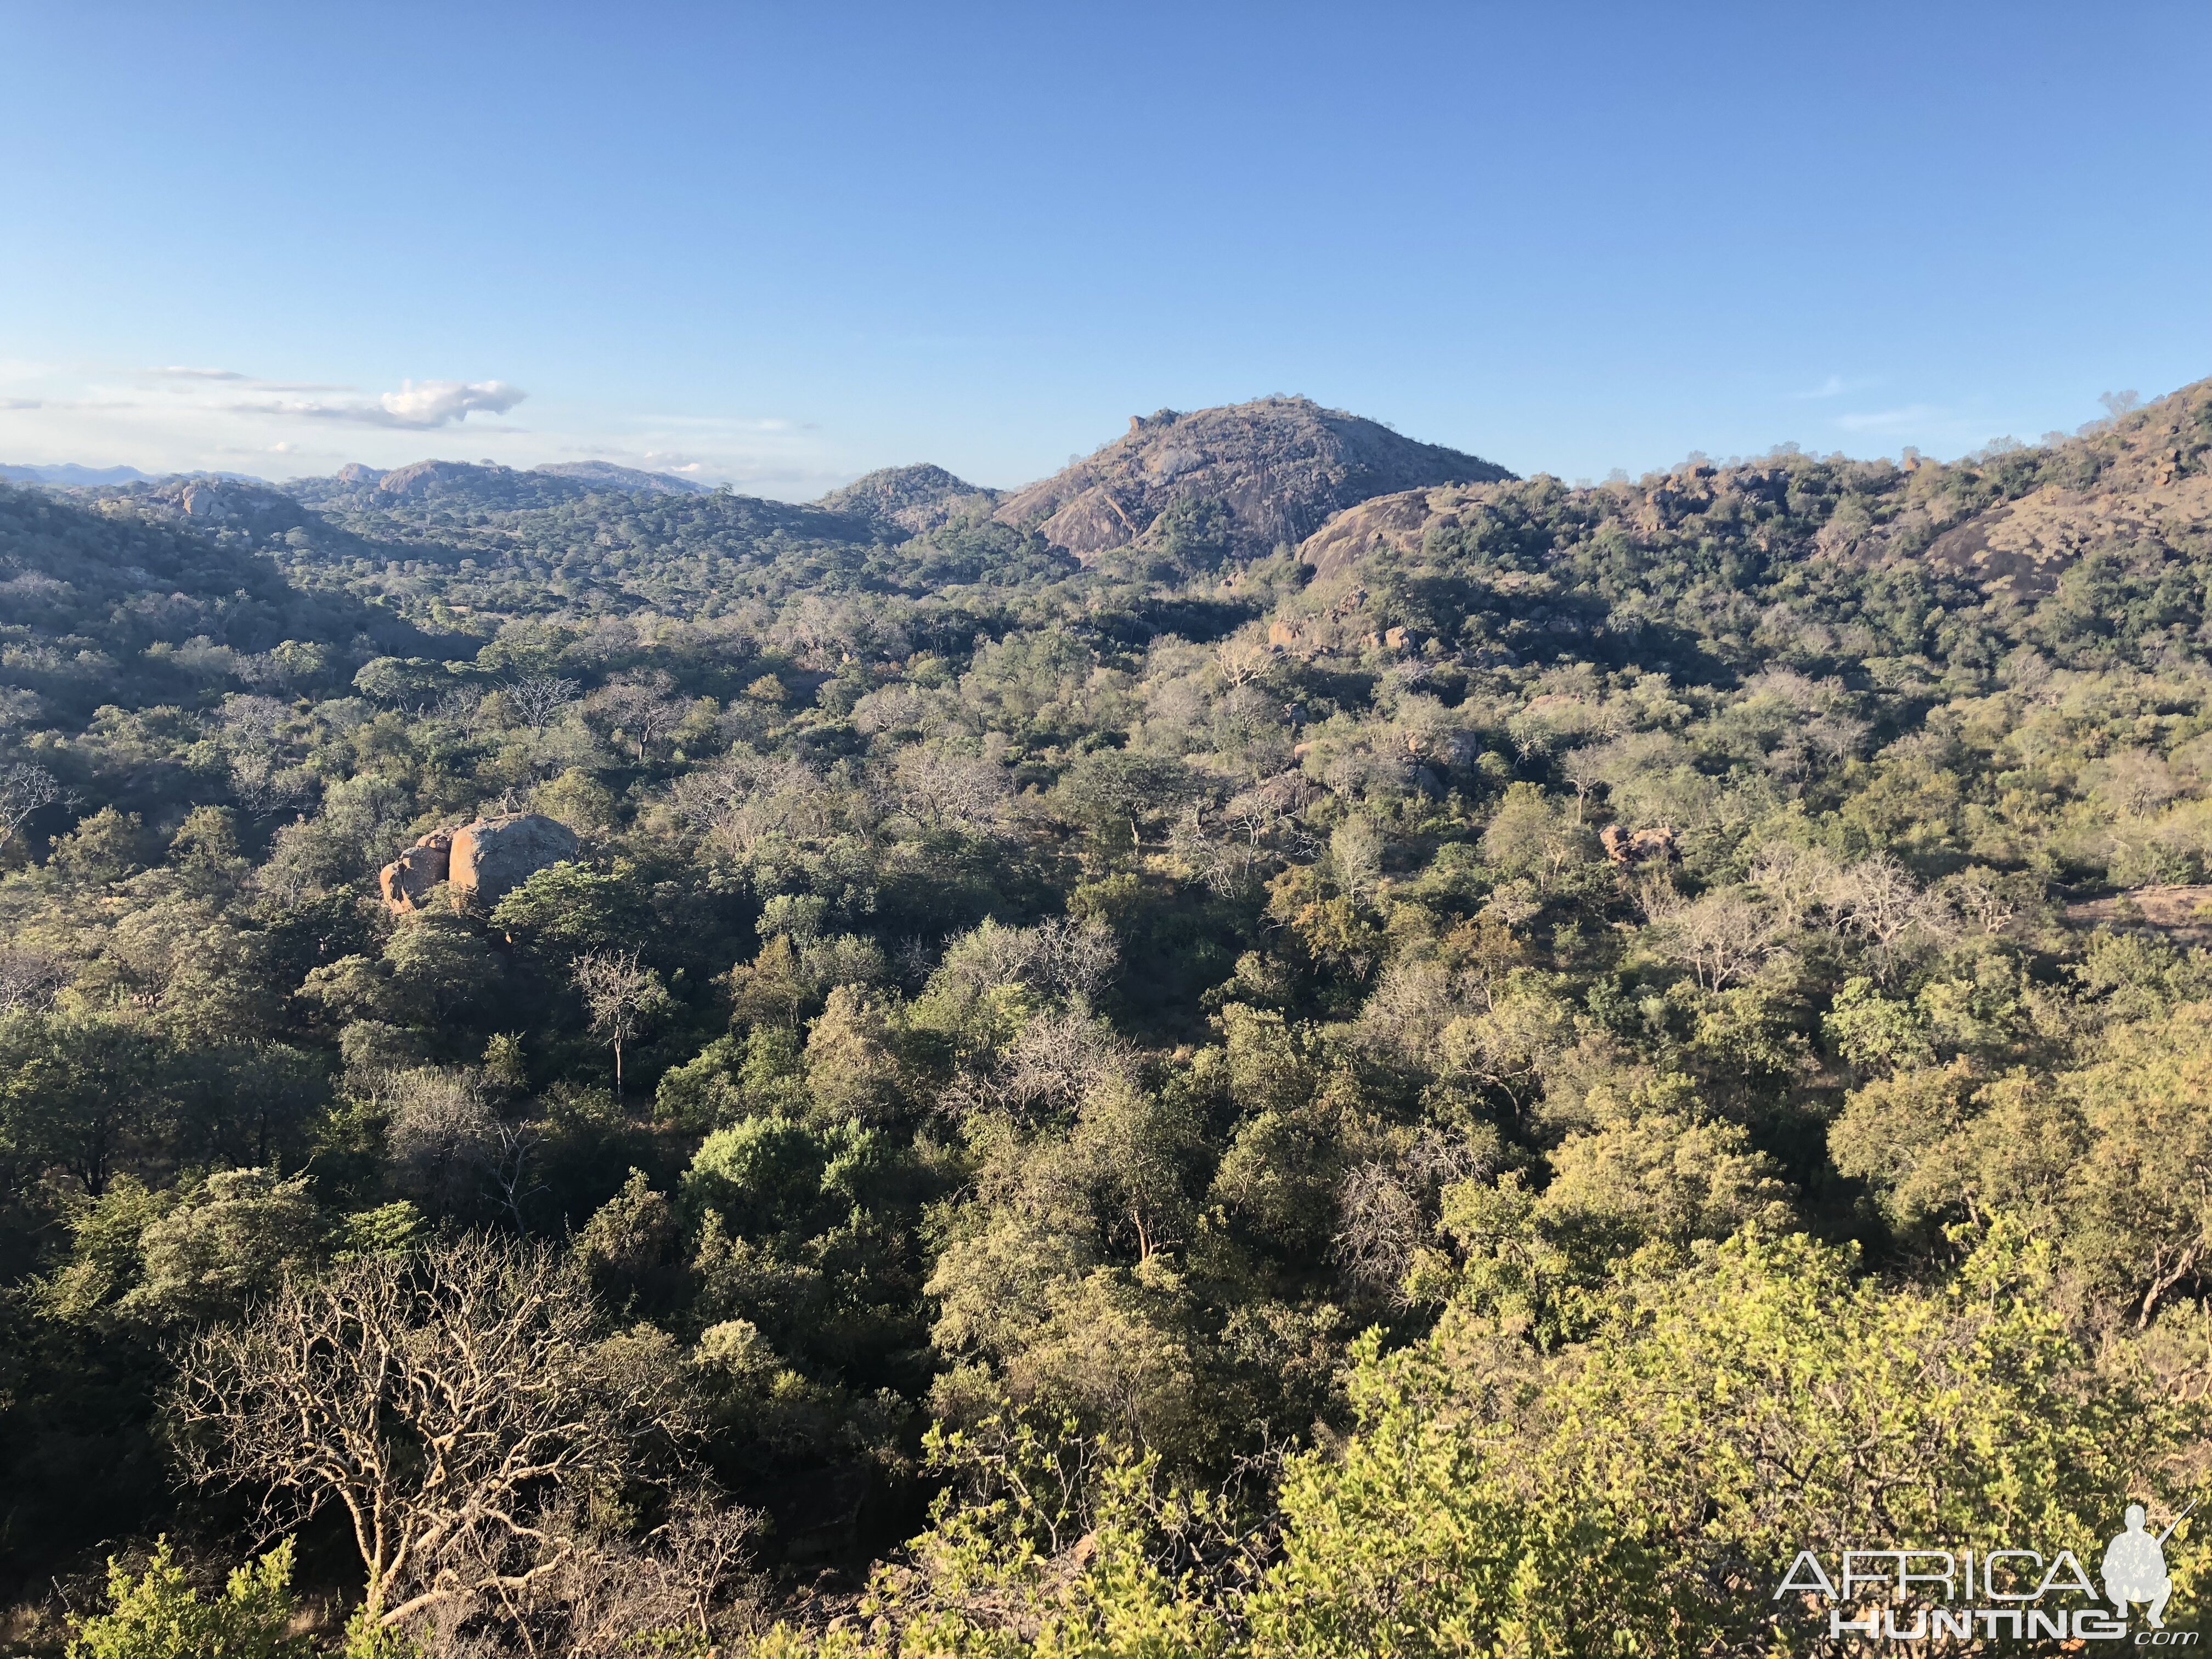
[378,830,453,912]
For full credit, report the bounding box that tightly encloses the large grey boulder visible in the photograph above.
[447,813,578,908]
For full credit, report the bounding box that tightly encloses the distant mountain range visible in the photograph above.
[1,462,190,486]
[285,459,713,511]
[4,399,1510,562]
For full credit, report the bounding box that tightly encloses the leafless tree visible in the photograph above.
[0,945,69,1014]
[0,761,67,849]
[385,1069,501,1213]
[423,1486,761,1659]
[1336,1161,1429,1302]
[1646,888,1781,991]
[1214,634,1275,690]
[571,950,670,1096]
[945,1006,1135,1121]
[1169,772,1317,895]
[1938,866,2017,936]
[220,695,318,817]
[1804,712,1871,770]
[588,673,686,761]
[1747,842,1845,933]
[1166,805,1250,896]
[927,915,1118,1009]
[1336,1131,1495,1304]
[891,744,1009,834]
[667,752,833,860]
[506,674,581,732]
[1028,916,1119,1001]
[221,693,291,752]
[166,1235,694,1632]
[1832,854,1958,979]
[1353,958,1473,1062]
[428,685,483,725]
[382,1069,545,1231]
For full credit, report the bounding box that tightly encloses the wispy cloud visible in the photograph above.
[0,398,42,411]
[1836,404,1944,433]
[1793,374,1878,401]
[237,378,528,429]
[149,365,249,381]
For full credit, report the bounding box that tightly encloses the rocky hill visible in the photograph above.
[1916,382,2212,602]
[94,475,315,537]
[1291,382,2212,606]
[817,464,998,538]
[286,460,616,512]
[993,396,1512,564]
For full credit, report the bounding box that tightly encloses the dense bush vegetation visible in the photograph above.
[6,380,2212,1654]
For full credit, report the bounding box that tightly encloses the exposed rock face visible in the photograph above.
[447,813,579,907]
[379,830,453,912]
[1872,384,2212,600]
[994,397,1512,564]
[1296,481,1504,581]
[1923,471,2212,601]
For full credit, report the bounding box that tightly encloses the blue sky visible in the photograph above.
[2,1,2207,496]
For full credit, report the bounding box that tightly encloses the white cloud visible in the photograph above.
[150,365,248,381]
[242,378,528,429]
[377,379,527,426]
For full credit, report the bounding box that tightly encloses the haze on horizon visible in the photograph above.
[2,0,2206,500]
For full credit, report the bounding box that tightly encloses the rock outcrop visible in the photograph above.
[994,397,1512,565]
[377,813,577,913]
[118,476,313,536]
[447,813,579,907]
[1601,825,1678,867]
[379,830,453,912]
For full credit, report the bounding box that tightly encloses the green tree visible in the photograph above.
[66,1537,308,1659]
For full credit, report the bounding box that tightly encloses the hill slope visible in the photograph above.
[994,396,1513,564]
[817,464,999,537]
[1271,375,2212,678]
[1300,378,2212,592]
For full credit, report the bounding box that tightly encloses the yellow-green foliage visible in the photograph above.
[67,1538,307,1659]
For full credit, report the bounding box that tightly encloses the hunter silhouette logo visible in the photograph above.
[2106,1502,2193,1630]
[1776,1502,2200,1643]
